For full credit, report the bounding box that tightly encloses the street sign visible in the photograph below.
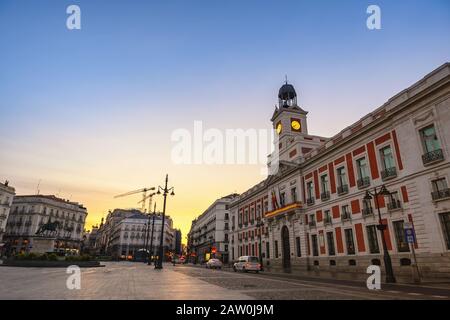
[404,228,415,243]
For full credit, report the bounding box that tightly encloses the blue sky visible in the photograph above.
[0,0,449,235]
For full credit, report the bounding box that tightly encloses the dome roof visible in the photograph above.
[278,83,297,101]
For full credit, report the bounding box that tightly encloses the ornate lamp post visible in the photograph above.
[363,185,396,283]
[256,220,264,271]
[154,174,175,269]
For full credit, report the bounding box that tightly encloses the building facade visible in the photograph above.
[187,194,238,264]
[97,208,176,260]
[230,63,450,280]
[4,195,88,254]
[0,180,15,245]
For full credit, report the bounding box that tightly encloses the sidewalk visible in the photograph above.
[184,263,450,291]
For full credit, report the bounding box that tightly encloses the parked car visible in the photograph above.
[173,256,186,264]
[206,258,223,269]
[233,256,261,273]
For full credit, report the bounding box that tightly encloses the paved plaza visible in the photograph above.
[0,262,449,300]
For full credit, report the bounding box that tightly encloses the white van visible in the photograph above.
[233,256,261,273]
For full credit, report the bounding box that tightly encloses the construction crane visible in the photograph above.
[114,187,155,212]
[137,192,156,214]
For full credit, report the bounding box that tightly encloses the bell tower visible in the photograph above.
[269,80,323,164]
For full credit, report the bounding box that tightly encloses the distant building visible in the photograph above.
[174,229,182,255]
[187,194,238,264]
[0,180,15,244]
[82,225,99,255]
[96,208,176,260]
[4,195,87,254]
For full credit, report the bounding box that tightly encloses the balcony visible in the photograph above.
[250,219,255,225]
[0,213,7,220]
[306,198,315,206]
[341,213,352,222]
[321,191,330,201]
[357,177,371,189]
[362,207,374,217]
[238,223,242,228]
[337,184,349,195]
[324,217,332,226]
[381,167,397,181]
[308,221,316,228]
[387,200,402,211]
[431,189,450,201]
[422,149,444,165]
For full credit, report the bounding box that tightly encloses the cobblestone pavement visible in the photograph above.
[0,262,252,300]
[172,265,450,300]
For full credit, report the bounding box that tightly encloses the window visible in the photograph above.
[431,178,450,201]
[274,240,279,258]
[366,225,380,254]
[225,213,229,220]
[439,213,450,250]
[432,178,448,192]
[342,205,351,220]
[356,157,369,179]
[321,174,329,193]
[280,192,286,207]
[380,146,395,170]
[420,125,440,153]
[324,210,332,224]
[337,167,348,191]
[344,229,355,255]
[296,236,301,257]
[306,181,314,199]
[266,242,270,259]
[393,221,410,252]
[311,235,319,256]
[291,187,297,203]
[309,214,316,226]
[326,232,335,256]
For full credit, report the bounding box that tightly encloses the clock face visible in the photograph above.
[276,122,282,134]
[291,120,301,131]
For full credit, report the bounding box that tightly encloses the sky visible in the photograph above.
[0,0,449,243]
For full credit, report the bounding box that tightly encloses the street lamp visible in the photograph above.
[256,220,264,271]
[143,194,156,264]
[154,174,175,269]
[363,185,396,283]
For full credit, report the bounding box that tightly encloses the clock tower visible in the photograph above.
[270,81,324,165]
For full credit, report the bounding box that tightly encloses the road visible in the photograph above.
[0,261,449,300]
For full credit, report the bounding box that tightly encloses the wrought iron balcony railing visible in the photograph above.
[337,184,349,195]
[341,213,352,222]
[306,198,315,206]
[308,221,316,227]
[321,191,330,201]
[362,207,374,216]
[381,167,397,181]
[324,217,333,226]
[431,189,450,201]
[357,177,371,189]
[387,200,402,211]
[422,149,444,165]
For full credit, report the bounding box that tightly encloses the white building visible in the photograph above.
[4,195,88,254]
[0,180,15,244]
[230,62,450,280]
[97,208,176,260]
[187,194,238,264]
